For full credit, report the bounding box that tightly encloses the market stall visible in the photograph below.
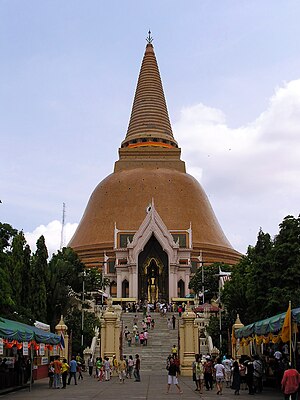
[0,317,61,391]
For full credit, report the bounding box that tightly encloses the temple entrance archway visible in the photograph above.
[138,235,168,302]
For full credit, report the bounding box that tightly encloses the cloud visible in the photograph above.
[174,79,300,253]
[25,220,78,256]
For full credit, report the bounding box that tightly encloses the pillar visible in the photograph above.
[179,305,199,376]
[55,315,68,361]
[232,314,249,359]
[100,299,120,360]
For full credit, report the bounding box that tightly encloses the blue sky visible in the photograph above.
[1,0,300,254]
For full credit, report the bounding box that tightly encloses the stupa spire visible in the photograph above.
[121,35,178,149]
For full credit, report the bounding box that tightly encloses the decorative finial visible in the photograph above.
[146,30,153,44]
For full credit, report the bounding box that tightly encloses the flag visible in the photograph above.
[60,332,65,349]
[103,251,109,275]
[281,302,291,343]
[219,268,231,290]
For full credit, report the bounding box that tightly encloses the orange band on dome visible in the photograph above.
[127,141,173,149]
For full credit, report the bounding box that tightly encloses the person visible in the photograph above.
[239,360,247,390]
[244,356,254,395]
[134,354,141,382]
[151,318,155,329]
[124,325,129,340]
[166,357,183,394]
[214,357,225,395]
[172,314,176,330]
[77,362,83,380]
[204,356,214,391]
[178,305,182,317]
[171,344,178,357]
[192,354,199,391]
[61,358,69,389]
[281,364,300,400]
[231,360,241,395]
[112,355,118,376]
[139,331,144,346]
[88,355,94,377]
[253,354,264,393]
[128,355,134,379]
[48,359,54,389]
[68,356,78,385]
[195,356,204,394]
[104,357,111,381]
[53,355,62,389]
[143,329,148,346]
[222,356,232,388]
[96,357,103,381]
[118,356,127,383]
[127,332,132,347]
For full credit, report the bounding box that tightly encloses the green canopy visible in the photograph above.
[0,317,61,345]
[235,307,300,339]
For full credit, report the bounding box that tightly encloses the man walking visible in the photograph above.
[68,356,77,385]
[134,354,141,382]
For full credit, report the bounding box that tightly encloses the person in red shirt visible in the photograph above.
[281,365,300,400]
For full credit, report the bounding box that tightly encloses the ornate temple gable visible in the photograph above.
[126,199,182,265]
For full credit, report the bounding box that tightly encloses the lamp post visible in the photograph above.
[197,252,205,304]
[81,270,86,348]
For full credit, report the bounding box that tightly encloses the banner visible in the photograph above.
[23,342,28,356]
[0,338,3,355]
[39,343,45,355]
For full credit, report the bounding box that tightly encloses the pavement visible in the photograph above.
[0,371,283,400]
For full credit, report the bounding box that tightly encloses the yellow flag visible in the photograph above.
[281,303,291,343]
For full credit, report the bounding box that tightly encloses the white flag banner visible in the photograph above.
[219,268,231,290]
[39,343,45,356]
[23,342,28,356]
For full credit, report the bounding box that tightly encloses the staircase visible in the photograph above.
[121,312,180,373]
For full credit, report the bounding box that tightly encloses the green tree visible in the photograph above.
[10,232,27,309]
[0,223,17,316]
[189,262,232,303]
[65,308,100,355]
[31,236,48,322]
[46,247,84,330]
[222,215,300,325]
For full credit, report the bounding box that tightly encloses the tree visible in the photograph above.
[222,215,300,324]
[10,232,27,308]
[46,247,84,330]
[189,262,232,303]
[0,223,17,316]
[65,308,100,355]
[31,236,48,322]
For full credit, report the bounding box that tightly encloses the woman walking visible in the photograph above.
[214,357,225,395]
[61,358,69,389]
[231,360,241,395]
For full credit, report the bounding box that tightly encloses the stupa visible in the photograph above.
[69,36,241,302]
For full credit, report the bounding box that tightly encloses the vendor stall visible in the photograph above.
[0,317,61,391]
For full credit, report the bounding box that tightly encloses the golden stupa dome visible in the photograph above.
[69,41,240,266]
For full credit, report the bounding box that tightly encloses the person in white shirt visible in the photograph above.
[214,357,225,395]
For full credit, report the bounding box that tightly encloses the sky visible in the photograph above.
[1,0,300,256]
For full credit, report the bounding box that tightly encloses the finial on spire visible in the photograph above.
[146,30,153,44]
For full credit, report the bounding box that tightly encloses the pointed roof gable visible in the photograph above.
[121,43,178,149]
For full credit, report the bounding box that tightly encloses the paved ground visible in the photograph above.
[0,371,283,400]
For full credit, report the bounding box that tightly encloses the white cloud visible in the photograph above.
[25,220,78,257]
[174,79,300,253]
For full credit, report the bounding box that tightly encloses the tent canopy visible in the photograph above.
[0,317,61,344]
[235,307,300,339]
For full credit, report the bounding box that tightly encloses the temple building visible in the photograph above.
[69,38,241,303]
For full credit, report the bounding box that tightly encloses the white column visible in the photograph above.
[116,268,122,298]
[184,269,190,295]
